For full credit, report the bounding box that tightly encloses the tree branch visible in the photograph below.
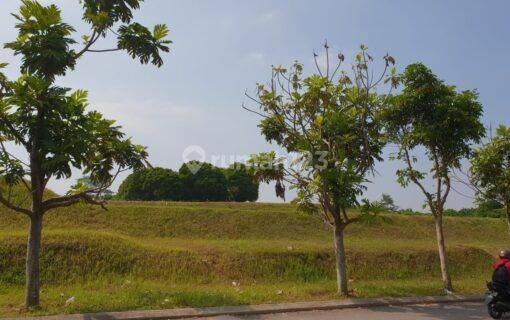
[440,175,451,208]
[75,29,102,59]
[0,191,31,216]
[86,48,122,53]
[241,103,269,119]
[403,147,434,206]
[43,190,106,211]
[42,166,124,212]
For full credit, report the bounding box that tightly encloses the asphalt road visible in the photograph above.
[194,302,495,320]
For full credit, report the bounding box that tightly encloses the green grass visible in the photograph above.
[0,201,507,317]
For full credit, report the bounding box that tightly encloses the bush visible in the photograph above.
[179,162,230,201]
[223,163,259,202]
[443,207,505,218]
[117,162,259,202]
[477,200,504,211]
[117,167,182,201]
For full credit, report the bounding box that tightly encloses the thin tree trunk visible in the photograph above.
[433,213,453,294]
[506,205,510,236]
[25,95,45,308]
[333,224,348,296]
[25,213,42,307]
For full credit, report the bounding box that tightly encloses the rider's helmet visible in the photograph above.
[499,249,510,259]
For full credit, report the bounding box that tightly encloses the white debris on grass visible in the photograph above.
[65,296,76,306]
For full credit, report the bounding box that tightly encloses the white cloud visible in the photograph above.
[93,100,203,136]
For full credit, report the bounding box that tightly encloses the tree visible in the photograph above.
[179,162,229,201]
[244,44,397,295]
[477,199,504,212]
[376,193,398,212]
[70,175,114,199]
[382,63,485,293]
[117,167,182,201]
[0,0,170,307]
[224,163,259,202]
[117,163,258,202]
[471,125,510,232]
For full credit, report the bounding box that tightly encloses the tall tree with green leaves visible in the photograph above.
[471,125,510,232]
[245,44,397,295]
[116,167,183,201]
[179,162,230,201]
[223,163,259,202]
[377,193,398,212]
[382,63,485,293]
[0,0,170,307]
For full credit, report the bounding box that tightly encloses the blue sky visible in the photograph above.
[0,0,509,210]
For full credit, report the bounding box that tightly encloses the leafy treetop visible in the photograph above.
[382,63,485,214]
[471,125,510,208]
[245,44,397,226]
[0,0,171,213]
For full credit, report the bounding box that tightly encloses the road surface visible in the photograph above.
[193,302,495,320]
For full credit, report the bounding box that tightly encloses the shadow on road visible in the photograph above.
[369,302,492,320]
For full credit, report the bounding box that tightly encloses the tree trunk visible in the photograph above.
[333,224,348,296]
[433,213,453,294]
[25,214,42,307]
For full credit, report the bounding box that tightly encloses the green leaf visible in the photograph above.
[153,24,169,41]
[117,22,172,67]
[81,34,90,44]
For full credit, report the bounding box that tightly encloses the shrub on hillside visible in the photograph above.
[444,207,505,218]
[223,163,259,202]
[117,168,182,201]
[117,162,259,202]
[179,162,230,201]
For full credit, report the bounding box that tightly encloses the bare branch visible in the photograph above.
[241,103,269,119]
[330,58,343,81]
[43,189,106,211]
[86,48,122,53]
[450,184,475,199]
[403,147,434,206]
[75,29,101,59]
[324,41,330,78]
[45,193,107,211]
[313,52,324,77]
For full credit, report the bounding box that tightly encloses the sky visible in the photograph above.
[0,0,509,210]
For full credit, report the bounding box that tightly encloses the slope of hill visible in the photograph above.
[0,201,506,316]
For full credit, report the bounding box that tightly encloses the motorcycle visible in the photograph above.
[486,281,510,319]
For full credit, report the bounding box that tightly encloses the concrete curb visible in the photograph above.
[4,295,485,320]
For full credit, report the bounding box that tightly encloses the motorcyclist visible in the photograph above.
[492,249,510,299]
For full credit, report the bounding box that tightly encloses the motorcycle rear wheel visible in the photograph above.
[488,302,503,319]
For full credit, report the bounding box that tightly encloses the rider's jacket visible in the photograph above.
[494,258,510,282]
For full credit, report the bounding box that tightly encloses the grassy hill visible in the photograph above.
[0,200,507,316]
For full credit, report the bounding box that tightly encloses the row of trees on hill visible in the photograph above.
[116,162,259,202]
[243,43,508,297]
[375,193,507,218]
